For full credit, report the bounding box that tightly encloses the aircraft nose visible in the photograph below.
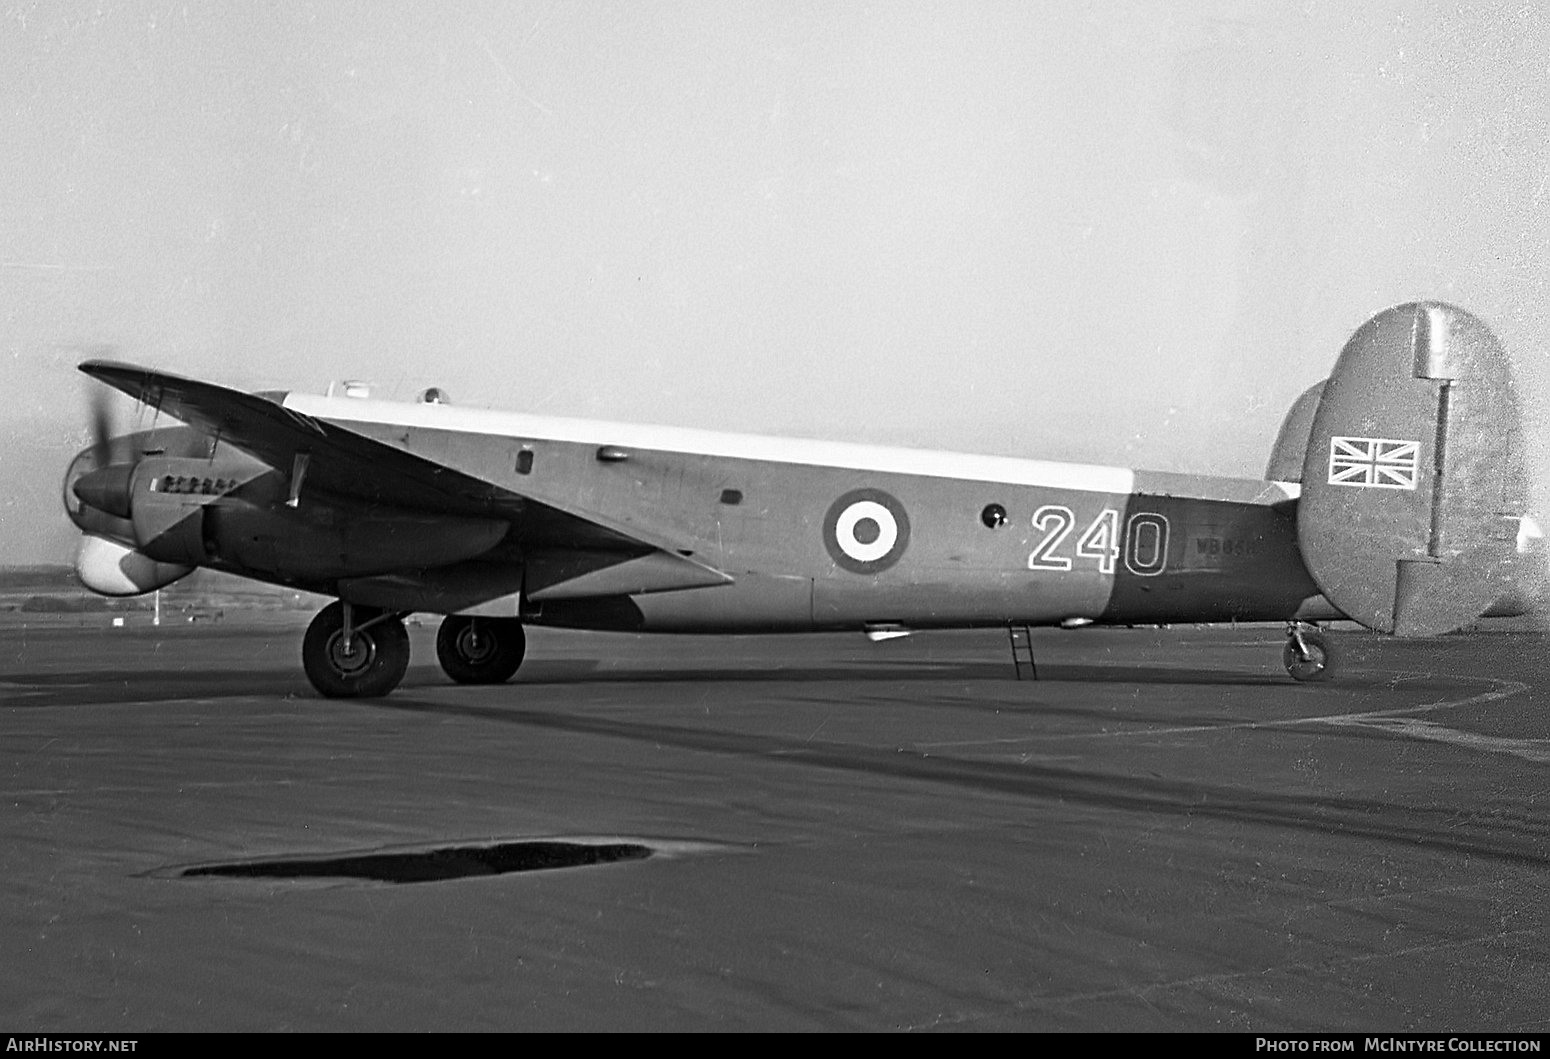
[71,463,135,519]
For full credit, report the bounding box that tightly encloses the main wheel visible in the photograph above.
[303,601,411,698]
[1283,628,1334,682]
[436,615,526,685]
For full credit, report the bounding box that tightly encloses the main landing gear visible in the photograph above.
[300,603,530,698]
[303,600,411,698]
[1283,621,1334,682]
[435,615,526,685]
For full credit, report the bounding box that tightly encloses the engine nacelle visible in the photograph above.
[74,534,193,597]
[203,497,507,581]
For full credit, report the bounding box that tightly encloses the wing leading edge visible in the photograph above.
[77,361,732,589]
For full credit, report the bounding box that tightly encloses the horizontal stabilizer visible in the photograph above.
[1296,302,1526,635]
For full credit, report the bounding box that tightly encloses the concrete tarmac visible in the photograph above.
[2,616,1547,1031]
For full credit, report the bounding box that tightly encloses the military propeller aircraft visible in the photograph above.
[62,301,1537,698]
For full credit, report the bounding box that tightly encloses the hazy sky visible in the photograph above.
[4,1,1549,564]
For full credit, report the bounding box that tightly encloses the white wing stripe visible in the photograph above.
[286,394,1139,494]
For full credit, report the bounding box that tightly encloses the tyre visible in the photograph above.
[1283,630,1334,682]
[436,615,526,685]
[302,601,411,698]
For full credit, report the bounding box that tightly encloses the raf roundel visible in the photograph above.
[823,488,911,574]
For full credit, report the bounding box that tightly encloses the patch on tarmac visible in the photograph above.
[164,837,735,885]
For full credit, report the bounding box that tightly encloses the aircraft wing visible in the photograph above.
[77,360,677,557]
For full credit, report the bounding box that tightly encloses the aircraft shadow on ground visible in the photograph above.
[505,659,1293,688]
[2,658,1361,707]
[0,668,313,707]
[367,694,1550,871]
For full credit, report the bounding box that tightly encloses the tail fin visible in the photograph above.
[1295,302,1528,636]
[1265,380,1325,482]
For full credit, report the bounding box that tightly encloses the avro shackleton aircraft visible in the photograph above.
[63,302,1537,698]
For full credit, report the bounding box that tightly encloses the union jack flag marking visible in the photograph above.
[1327,436,1421,490]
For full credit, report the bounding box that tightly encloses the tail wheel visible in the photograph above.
[1283,625,1335,683]
[303,601,410,698]
[436,615,526,685]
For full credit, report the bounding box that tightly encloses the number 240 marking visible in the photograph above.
[1027,505,1169,576]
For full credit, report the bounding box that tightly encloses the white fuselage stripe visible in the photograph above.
[284,393,1140,494]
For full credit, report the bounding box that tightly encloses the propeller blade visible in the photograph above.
[89,386,113,468]
[60,343,122,467]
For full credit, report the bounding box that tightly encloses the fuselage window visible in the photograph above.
[516,449,535,475]
[720,489,743,505]
[981,503,1008,529]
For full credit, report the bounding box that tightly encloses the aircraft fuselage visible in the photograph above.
[284,397,1325,633]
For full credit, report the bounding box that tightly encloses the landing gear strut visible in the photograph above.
[303,600,411,698]
[436,615,526,685]
[1283,621,1334,682]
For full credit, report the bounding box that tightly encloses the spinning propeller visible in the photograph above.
[65,380,137,523]
[62,360,200,596]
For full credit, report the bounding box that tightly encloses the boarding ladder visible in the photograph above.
[1007,624,1038,680]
